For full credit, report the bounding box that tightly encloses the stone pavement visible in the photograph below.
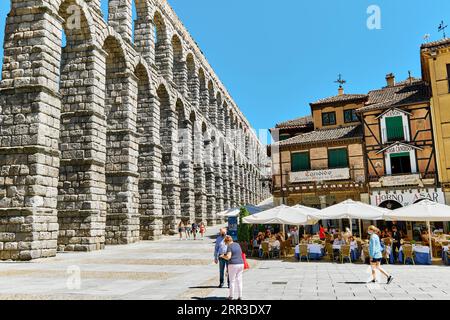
[1,224,450,300]
[207,259,450,300]
[0,225,226,300]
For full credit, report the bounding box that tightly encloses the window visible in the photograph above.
[390,152,412,175]
[291,152,310,172]
[447,64,450,93]
[322,112,336,126]
[279,134,291,141]
[385,116,405,141]
[328,148,348,169]
[344,109,359,123]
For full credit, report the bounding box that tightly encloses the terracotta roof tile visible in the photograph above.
[275,115,314,129]
[357,79,430,113]
[276,125,363,147]
[310,94,368,107]
[421,38,450,50]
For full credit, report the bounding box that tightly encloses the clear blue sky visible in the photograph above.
[0,0,449,134]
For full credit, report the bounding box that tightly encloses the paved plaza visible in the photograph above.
[0,225,449,300]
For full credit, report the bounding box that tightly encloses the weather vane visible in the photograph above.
[438,20,448,39]
[334,74,346,88]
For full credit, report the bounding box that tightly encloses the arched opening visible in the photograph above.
[177,100,194,223]
[135,63,161,240]
[102,35,140,245]
[172,35,184,90]
[208,81,216,125]
[157,84,179,234]
[186,53,197,105]
[153,12,169,74]
[198,68,208,116]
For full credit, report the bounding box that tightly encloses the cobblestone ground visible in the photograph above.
[1,226,450,300]
[211,259,450,300]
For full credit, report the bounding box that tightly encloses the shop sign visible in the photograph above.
[290,168,350,183]
[371,188,445,207]
[380,174,421,187]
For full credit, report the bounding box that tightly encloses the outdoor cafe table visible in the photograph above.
[332,244,359,261]
[295,244,324,260]
[399,245,432,265]
[308,244,324,260]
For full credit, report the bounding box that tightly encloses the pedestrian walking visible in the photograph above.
[214,228,229,288]
[185,221,192,240]
[368,225,394,284]
[220,236,244,300]
[199,222,206,239]
[178,221,186,240]
[192,222,198,240]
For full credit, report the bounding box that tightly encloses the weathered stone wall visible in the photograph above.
[0,0,271,261]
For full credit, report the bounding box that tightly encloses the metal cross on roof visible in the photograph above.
[334,74,346,88]
[438,20,448,38]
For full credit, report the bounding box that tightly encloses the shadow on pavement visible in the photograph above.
[189,286,221,289]
[337,282,369,285]
[192,296,227,301]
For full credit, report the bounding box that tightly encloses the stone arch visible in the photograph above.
[198,68,208,117]
[172,34,186,92]
[103,34,140,245]
[186,53,198,106]
[135,61,163,240]
[56,0,108,253]
[216,93,224,134]
[157,84,180,235]
[176,99,194,223]
[153,11,171,76]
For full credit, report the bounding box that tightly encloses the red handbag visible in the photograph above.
[242,253,250,270]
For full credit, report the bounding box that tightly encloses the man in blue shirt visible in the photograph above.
[214,228,229,288]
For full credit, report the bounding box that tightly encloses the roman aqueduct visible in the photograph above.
[0,0,270,260]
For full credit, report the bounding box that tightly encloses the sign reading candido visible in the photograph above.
[290,168,350,183]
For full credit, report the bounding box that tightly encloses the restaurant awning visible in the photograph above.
[242,205,318,225]
[384,200,450,222]
[315,199,387,220]
[384,200,450,256]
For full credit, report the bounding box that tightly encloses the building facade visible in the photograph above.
[357,75,443,236]
[0,0,270,261]
[421,39,450,207]
[270,88,369,215]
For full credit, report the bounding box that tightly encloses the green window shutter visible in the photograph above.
[328,148,349,169]
[386,116,404,141]
[291,152,310,172]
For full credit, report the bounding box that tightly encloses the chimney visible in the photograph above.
[338,86,344,96]
[386,73,395,87]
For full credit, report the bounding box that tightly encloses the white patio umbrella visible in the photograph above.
[217,205,262,218]
[384,200,450,256]
[316,199,388,236]
[242,205,318,226]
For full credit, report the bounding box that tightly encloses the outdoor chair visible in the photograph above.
[299,244,309,262]
[261,242,272,259]
[325,243,334,261]
[251,244,259,258]
[432,238,442,258]
[340,245,352,264]
[403,244,415,265]
[284,240,293,256]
